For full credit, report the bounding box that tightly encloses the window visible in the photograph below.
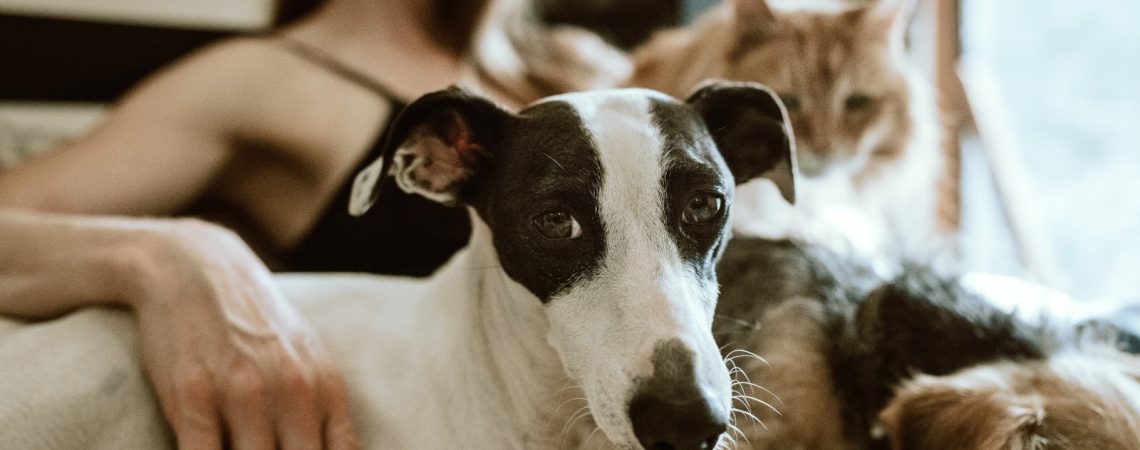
[959,0,1140,300]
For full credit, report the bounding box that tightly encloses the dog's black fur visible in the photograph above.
[713,236,1120,448]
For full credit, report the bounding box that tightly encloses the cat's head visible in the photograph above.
[632,0,922,181]
[726,0,917,178]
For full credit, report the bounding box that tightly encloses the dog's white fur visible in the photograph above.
[540,91,733,443]
[0,90,734,450]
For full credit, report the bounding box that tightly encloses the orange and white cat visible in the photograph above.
[631,0,944,259]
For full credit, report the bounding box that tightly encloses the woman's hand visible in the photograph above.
[126,219,359,450]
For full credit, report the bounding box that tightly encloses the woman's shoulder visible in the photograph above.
[141,36,312,101]
[127,35,386,143]
[112,36,307,126]
[189,35,393,107]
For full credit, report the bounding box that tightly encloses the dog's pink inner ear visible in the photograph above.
[442,110,486,166]
[388,110,487,205]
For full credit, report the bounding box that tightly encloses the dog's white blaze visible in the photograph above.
[543,90,732,446]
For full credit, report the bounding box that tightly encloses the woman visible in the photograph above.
[0,0,627,448]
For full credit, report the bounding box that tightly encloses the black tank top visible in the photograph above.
[275,37,471,277]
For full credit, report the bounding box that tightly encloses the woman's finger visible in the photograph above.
[168,366,223,450]
[276,358,322,450]
[222,364,276,450]
[321,371,361,450]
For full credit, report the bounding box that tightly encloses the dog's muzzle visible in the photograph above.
[628,339,728,450]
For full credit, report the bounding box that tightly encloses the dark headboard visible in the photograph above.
[0,14,231,102]
[0,0,687,102]
[0,0,323,102]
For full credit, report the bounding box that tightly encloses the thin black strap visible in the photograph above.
[273,35,403,100]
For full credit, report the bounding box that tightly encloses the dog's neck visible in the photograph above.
[409,211,588,448]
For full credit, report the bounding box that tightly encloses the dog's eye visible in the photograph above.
[845,93,875,111]
[533,210,582,240]
[682,193,725,225]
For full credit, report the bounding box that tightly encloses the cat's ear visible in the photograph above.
[732,0,778,37]
[348,86,511,216]
[850,0,913,42]
[687,81,798,204]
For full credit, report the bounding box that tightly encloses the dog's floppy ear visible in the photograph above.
[878,376,1047,450]
[686,81,798,204]
[349,86,512,216]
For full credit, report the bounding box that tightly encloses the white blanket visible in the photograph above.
[1,271,1132,448]
[0,273,428,449]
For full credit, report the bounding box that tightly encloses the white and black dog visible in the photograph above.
[0,82,796,450]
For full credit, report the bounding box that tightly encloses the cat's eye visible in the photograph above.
[682,193,725,225]
[779,94,801,112]
[533,210,582,240]
[845,93,875,111]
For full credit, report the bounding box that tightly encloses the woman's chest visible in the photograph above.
[204,82,398,259]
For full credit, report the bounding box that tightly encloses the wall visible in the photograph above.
[0,0,273,30]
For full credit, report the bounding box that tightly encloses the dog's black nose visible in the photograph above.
[629,390,727,450]
[629,339,727,450]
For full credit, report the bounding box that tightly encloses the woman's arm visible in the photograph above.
[0,210,145,315]
[0,210,359,449]
[0,38,359,448]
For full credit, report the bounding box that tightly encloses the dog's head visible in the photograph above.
[349,82,796,449]
[879,352,1140,450]
[859,275,1140,450]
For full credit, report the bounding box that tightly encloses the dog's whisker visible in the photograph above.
[727,420,754,444]
[728,409,744,432]
[722,349,770,368]
[558,405,592,439]
[730,408,766,436]
[557,415,591,448]
[731,420,758,440]
[727,360,783,421]
[728,361,782,407]
[583,425,604,449]
[726,364,742,376]
[717,427,737,450]
[722,348,761,359]
[723,355,767,368]
[554,384,584,396]
[732,405,765,427]
[729,406,754,427]
[733,376,782,405]
[728,360,763,421]
[734,394,782,416]
[565,404,589,418]
[732,389,757,417]
[554,396,588,412]
[734,390,778,408]
[730,348,768,362]
[723,356,764,371]
[539,150,567,172]
[734,392,769,430]
[725,355,742,367]
[714,313,761,329]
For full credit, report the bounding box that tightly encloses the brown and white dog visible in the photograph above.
[713,236,1140,450]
